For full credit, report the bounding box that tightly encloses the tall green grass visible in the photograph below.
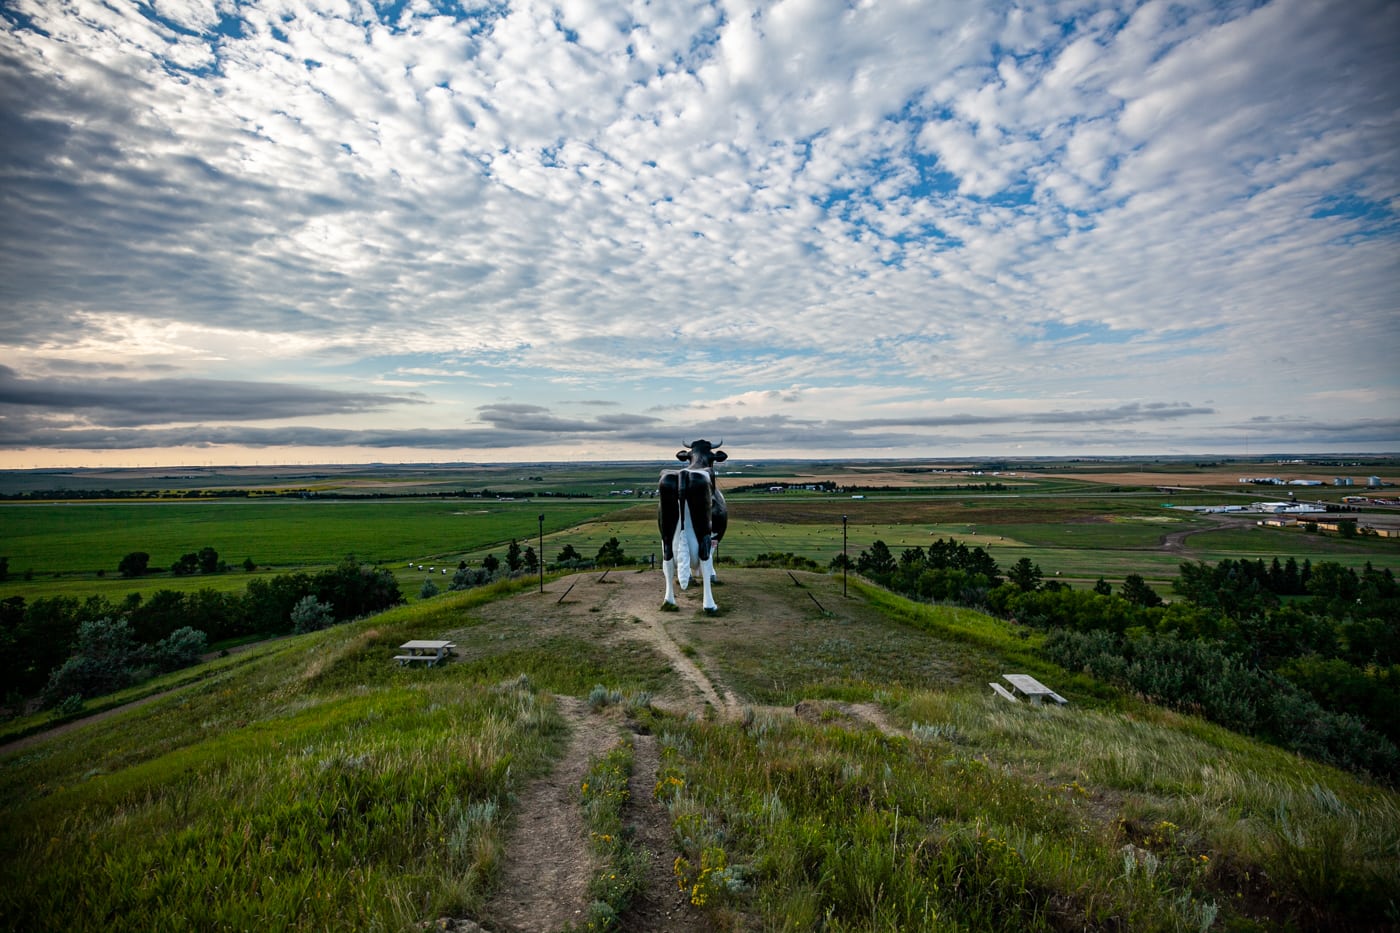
[654,710,1220,931]
[652,695,1399,931]
[1,677,564,931]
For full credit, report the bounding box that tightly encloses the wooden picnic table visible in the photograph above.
[997,673,1067,705]
[394,639,456,666]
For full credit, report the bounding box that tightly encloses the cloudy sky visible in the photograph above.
[1,0,1397,468]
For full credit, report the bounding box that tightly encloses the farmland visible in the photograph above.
[3,457,1398,606]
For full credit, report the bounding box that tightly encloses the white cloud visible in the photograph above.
[0,0,1397,465]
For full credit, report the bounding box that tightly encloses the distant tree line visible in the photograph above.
[427,538,638,598]
[849,538,1400,782]
[0,557,402,711]
[0,487,601,501]
[115,547,250,579]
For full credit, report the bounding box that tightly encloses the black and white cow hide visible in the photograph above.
[658,439,729,611]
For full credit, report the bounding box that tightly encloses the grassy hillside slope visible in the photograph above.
[2,570,1396,932]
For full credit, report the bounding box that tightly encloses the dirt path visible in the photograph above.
[1159,512,1256,551]
[486,695,621,932]
[468,571,749,932]
[585,573,746,720]
[0,688,177,758]
[1,636,284,758]
[619,731,711,933]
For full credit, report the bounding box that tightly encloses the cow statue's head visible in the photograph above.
[675,438,727,469]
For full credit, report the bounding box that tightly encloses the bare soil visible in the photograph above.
[469,570,750,931]
[485,695,618,933]
[619,730,712,933]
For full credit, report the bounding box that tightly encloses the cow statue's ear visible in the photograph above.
[713,450,728,462]
[675,449,691,461]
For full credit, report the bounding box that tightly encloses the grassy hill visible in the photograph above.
[2,570,1396,932]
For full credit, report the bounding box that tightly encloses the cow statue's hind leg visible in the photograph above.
[657,472,681,608]
[684,471,719,612]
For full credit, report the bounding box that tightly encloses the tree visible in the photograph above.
[186,588,238,642]
[243,572,315,633]
[313,556,401,621]
[451,566,493,590]
[291,595,334,634]
[0,556,8,581]
[595,537,627,567]
[419,579,440,599]
[523,545,539,573]
[1307,561,1360,602]
[171,552,200,575]
[118,551,150,578]
[1120,574,1163,608]
[40,618,143,705]
[856,540,896,581]
[1093,577,1113,596]
[151,627,208,672]
[482,554,501,575]
[1008,557,1043,593]
[129,589,188,643]
[198,546,220,574]
[242,556,257,572]
[556,544,582,564]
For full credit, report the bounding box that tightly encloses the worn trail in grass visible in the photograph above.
[487,695,617,932]
[472,570,748,932]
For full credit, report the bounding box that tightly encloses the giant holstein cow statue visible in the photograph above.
[658,439,729,611]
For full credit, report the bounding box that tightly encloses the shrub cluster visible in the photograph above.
[748,551,822,571]
[41,618,208,708]
[1,557,401,703]
[847,537,1400,782]
[1042,629,1399,781]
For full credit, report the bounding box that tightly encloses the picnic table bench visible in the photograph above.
[394,640,456,666]
[992,673,1067,705]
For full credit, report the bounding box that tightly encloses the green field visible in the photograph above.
[0,499,636,576]
[5,479,1398,611]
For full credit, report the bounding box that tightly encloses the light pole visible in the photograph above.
[842,514,848,597]
[538,514,545,593]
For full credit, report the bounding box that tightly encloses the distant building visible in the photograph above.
[1254,502,1325,514]
[1334,477,1354,486]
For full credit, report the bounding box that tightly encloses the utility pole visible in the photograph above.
[538,514,545,593]
[842,514,848,597]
